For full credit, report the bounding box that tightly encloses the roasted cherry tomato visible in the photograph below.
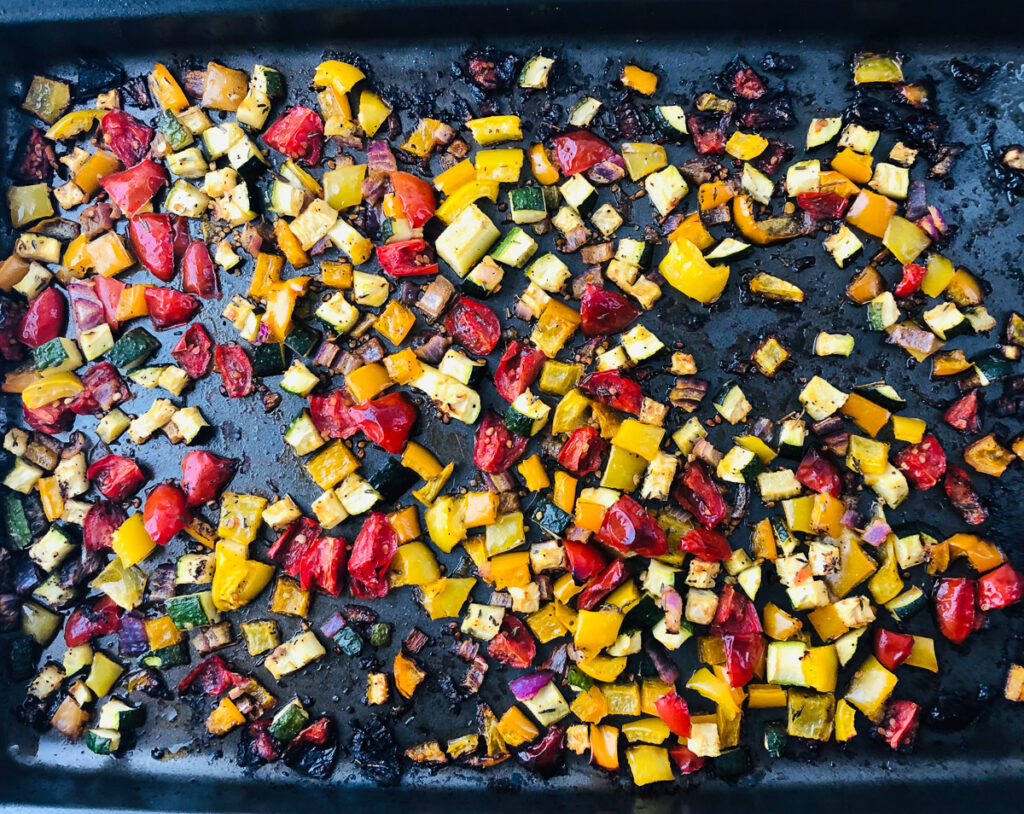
[93,276,124,329]
[349,391,418,453]
[894,263,927,297]
[444,297,500,356]
[262,105,324,165]
[579,284,641,337]
[494,339,546,402]
[873,627,915,670]
[144,286,200,330]
[596,495,667,557]
[101,109,153,167]
[375,239,438,277]
[181,239,219,298]
[562,540,608,582]
[23,399,75,435]
[944,465,988,526]
[550,130,615,176]
[473,410,528,473]
[348,512,398,599]
[170,214,191,259]
[171,323,214,378]
[796,447,843,497]
[298,535,347,597]
[64,595,121,647]
[129,213,175,281]
[309,389,359,439]
[577,559,627,611]
[487,615,537,668]
[143,483,191,546]
[721,633,765,688]
[944,389,980,434]
[70,362,130,416]
[934,577,977,644]
[672,461,727,528]
[180,450,236,507]
[578,370,643,415]
[680,527,732,562]
[99,158,168,215]
[977,563,1024,611]
[895,434,946,490]
[795,191,849,220]
[654,692,692,738]
[877,700,921,750]
[87,454,145,501]
[83,499,128,552]
[268,517,324,575]
[712,585,764,635]
[214,343,253,398]
[557,427,606,476]
[17,286,66,347]
[390,172,436,227]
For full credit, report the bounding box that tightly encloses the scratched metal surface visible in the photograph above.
[2,3,1024,812]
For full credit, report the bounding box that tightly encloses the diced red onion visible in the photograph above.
[862,516,891,546]
[662,586,683,634]
[509,671,553,701]
[312,340,340,368]
[586,155,626,185]
[916,205,947,240]
[320,612,346,639]
[118,612,149,656]
[841,509,862,530]
[367,140,397,173]
[68,282,106,335]
[646,645,680,685]
[483,470,517,493]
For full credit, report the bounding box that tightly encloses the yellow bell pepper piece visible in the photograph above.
[488,552,531,590]
[463,491,499,527]
[149,63,188,111]
[86,231,134,277]
[217,493,267,546]
[207,696,246,736]
[202,62,249,112]
[574,609,624,651]
[921,253,954,297]
[384,348,422,385]
[570,686,609,724]
[400,442,442,480]
[63,234,91,276]
[433,159,477,195]
[466,115,522,145]
[517,454,550,492]
[884,216,931,264]
[262,276,310,342]
[533,299,581,358]
[762,602,802,640]
[806,604,850,643]
[412,462,453,506]
[668,211,715,250]
[248,252,284,298]
[622,717,671,745]
[626,745,674,786]
[45,109,105,140]
[810,492,845,538]
[145,615,182,648]
[867,537,903,604]
[418,577,475,619]
[552,471,577,514]
[611,419,665,462]
[725,131,768,161]
[306,440,360,490]
[357,89,392,138]
[74,149,121,196]
[825,533,878,598]
[387,506,421,543]
[659,237,729,304]
[434,180,500,224]
[845,655,897,721]
[602,683,642,716]
[781,495,815,534]
[834,698,857,742]
[323,164,366,211]
[272,221,310,270]
[393,651,426,699]
[731,195,790,245]
[345,362,392,403]
[320,260,353,289]
[576,654,627,683]
[747,684,788,709]
[946,533,1004,572]
[374,300,416,346]
[400,118,446,158]
[528,143,559,185]
[892,415,926,443]
[498,705,540,747]
[111,514,156,568]
[37,475,64,522]
[388,542,441,587]
[686,667,741,720]
[620,65,658,95]
[211,539,274,612]
[22,372,82,409]
[552,574,582,604]
[475,149,524,184]
[831,147,874,184]
[424,495,466,553]
[620,143,667,181]
[526,603,569,643]
[313,60,366,97]
[590,724,620,771]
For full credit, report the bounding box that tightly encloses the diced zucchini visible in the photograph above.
[505,391,550,436]
[85,728,121,755]
[284,410,326,456]
[353,271,390,307]
[168,147,208,178]
[463,256,505,298]
[95,409,130,444]
[176,553,215,585]
[264,630,326,680]
[509,187,546,225]
[867,292,900,331]
[29,525,75,573]
[798,376,848,420]
[315,292,360,334]
[559,174,597,217]
[713,382,752,425]
[165,406,208,444]
[336,473,381,516]
[4,457,43,494]
[590,203,623,237]
[97,698,145,731]
[519,55,555,89]
[824,225,863,268]
[33,337,82,374]
[923,302,969,340]
[438,349,486,387]
[621,324,663,362]
[461,603,506,641]
[263,179,306,218]
[717,445,763,484]
[165,591,220,630]
[653,105,689,139]
[106,328,160,372]
[435,204,499,277]
[568,97,602,128]
[526,252,571,293]
[280,360,319,396]
[806,117,842,149]
[164,179,210,217]
[757,469,803,502]
[814,332,855,357]
[491,227,538,268]
[251,65,285,98]
[79,324,114,361]
[644,165,688,217]
[128,399,177,443]
[269,697,310,741]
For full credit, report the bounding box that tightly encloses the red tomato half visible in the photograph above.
[143,483,191,546]
[309,389,359,439]
[873,628,915,670]
[83,499,128,552]
[557,427,606,476]
[18,286,66,347]
[391,172,436,227]
[129,213,175,281]
[262,106,324,165]
[596,496,667,557]
[99,158,168,215]
[672,461,727,528]
[580,285,640,337]
[349,391,418,453]
[348,512,398,599]
[934,577,976,644]
[654,692,692,738]
[64,596,121,647]
[86,454,146,501]
[298,535,347,597]
[144,286,200,331]
[101,109,153,167]
[473,410,528,473]
[487,615,536,668]
[444,297,500,356]
[550,130,615,176]
[895,434,946,491]
[180,450,236,507]
[494,339,546,402]
[795,447,842,496]
[214,343,253,398]
[375,239,438,277]
[181,240,219,298]
[578,370,643,415]
[171,323,213,378]
[563,540,607,582]
[680,527,732,562]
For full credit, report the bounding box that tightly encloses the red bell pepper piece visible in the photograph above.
[672,461,728,528]
[579,284,640,337]
[669,745,706,775]
[309,389,359,439]
[262,105,324,165]
[94,276,124,330]
[712,584,763,635]
[214,343,253,398]
[101,109,153,167]
[654,692,692,738]
[944,389,981,433]
[180,450,236,507]
[895,434,946,490]
[720,632,765,687]
[170,214,191,260]
[494,339,546,402]
[86,454,146,501]
[795,191,850,220]
[143,483,191,545]
[64,596,122,647]
[795,447,843,497]
[17,286,66,348]
[444,297,500,356]
[171,323,214,379]
[181,239,219,298]
[550,130,614,176]
[298,535,348,596]
[178,655,248,696]
[349,391,418,454]
[83,499,128,552]
[894,263,927,297]
[680,527,732,562]
[977,563,1024,611]
[348,512,398,599]
[944,465,988,526]
[99,158,167,215]
[578,370,643,415]
[487,615,537,668]
[390,172,436,227]
[562,540,607,582]
[473,410,528,473]
[934,577,977,644]
[375,239,438,277]
[873,627,915,670]
[557,426,606,476]
[69,362,131,416]
[876,700,921,749]
[596,495,667,558]
[577,559,628,611]
[144,286,200,331]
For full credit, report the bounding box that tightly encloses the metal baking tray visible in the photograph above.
[2,1,1024,811]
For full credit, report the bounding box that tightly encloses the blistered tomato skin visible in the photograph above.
[796,447,843,496]
[473,411,528,473]
[349,392,418,453]
[17,286,66,347]
[873,627,915,669]
[143,483,191,546]
[494,340,546,402]
[895,434,946,490]
[580,285,641,337]
[86,454,146,501]
[562,540,608,582]
[672,461,728,528]
[444,297,501,356]
[171,323,214,378]
[487,615,536,668]
[596,496,667,558]
[101,109,154,166]
[578,370,643,415]
[214,343,253,398]
[557,426,606,476]
[182,240,220,298]
[376,239,438,277]
[550,131,615,176]
[181,450,236,507]
[262,106,324,164]
[100,159,168,215]
[145,287,200,330]
[977,564,1024,611]
[934,577,977,644]
[348,512,398,599]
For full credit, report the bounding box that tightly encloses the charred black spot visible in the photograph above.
[949,59,997,92]
[739,90,795,130]
[718,57,768,100]
[350,715,401,786]
[75,56,126,100]
[458,49,518,93]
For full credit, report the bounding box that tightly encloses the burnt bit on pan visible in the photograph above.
[455,48,519,93]
[949,59,997,92]
[350,715,402,785]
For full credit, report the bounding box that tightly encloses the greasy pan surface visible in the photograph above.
[2,2,1024,812]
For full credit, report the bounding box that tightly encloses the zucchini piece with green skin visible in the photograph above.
[379,216,416,245]
[85,728,121,755]
[283,322,320,357]
[252,65,285,98]
[653,105,689,139]
[776,418,806,460]
[164,591,220,630]
[331,625,363,656]
[763,721,788,759]
[139,642,190,669]
[97,698,146,731]
[885,586,926,621]
[227,138,267,177]
[164,180,209,218]
[32,337,82,374]
[923,302,970,340]
[284,410,326,456]
[176,553,215,585]
[280,361,319,396]
[505,391,550,436]
[713,382,752,425]
[269,697,309,741]
[568,97,602,128]
[156,110,193,151]
[526,253,571,293]
[530,498,572,536]
[435,204,500,278]
[315,292,359,334]
[716,445,764,484]
[508,187,546,225]
[771,518,797,556]
[491,227,538,268]
[262,179,306,218]
[367,458,418,504]
[32,573,77,609]
[854,382,906,413]
[250,342,287,377]
[462,257,504,299]
[519,55,555,89]
[615,238,653,270]
[867,292,900,331]
[28,525,75,573]
[4,492,33,549]
[972,349,1013,384]
[438,348,486,387]
[106,328,160,371]
[200,124,242,161]
[369,622,392,647]
[559,174,598,217]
